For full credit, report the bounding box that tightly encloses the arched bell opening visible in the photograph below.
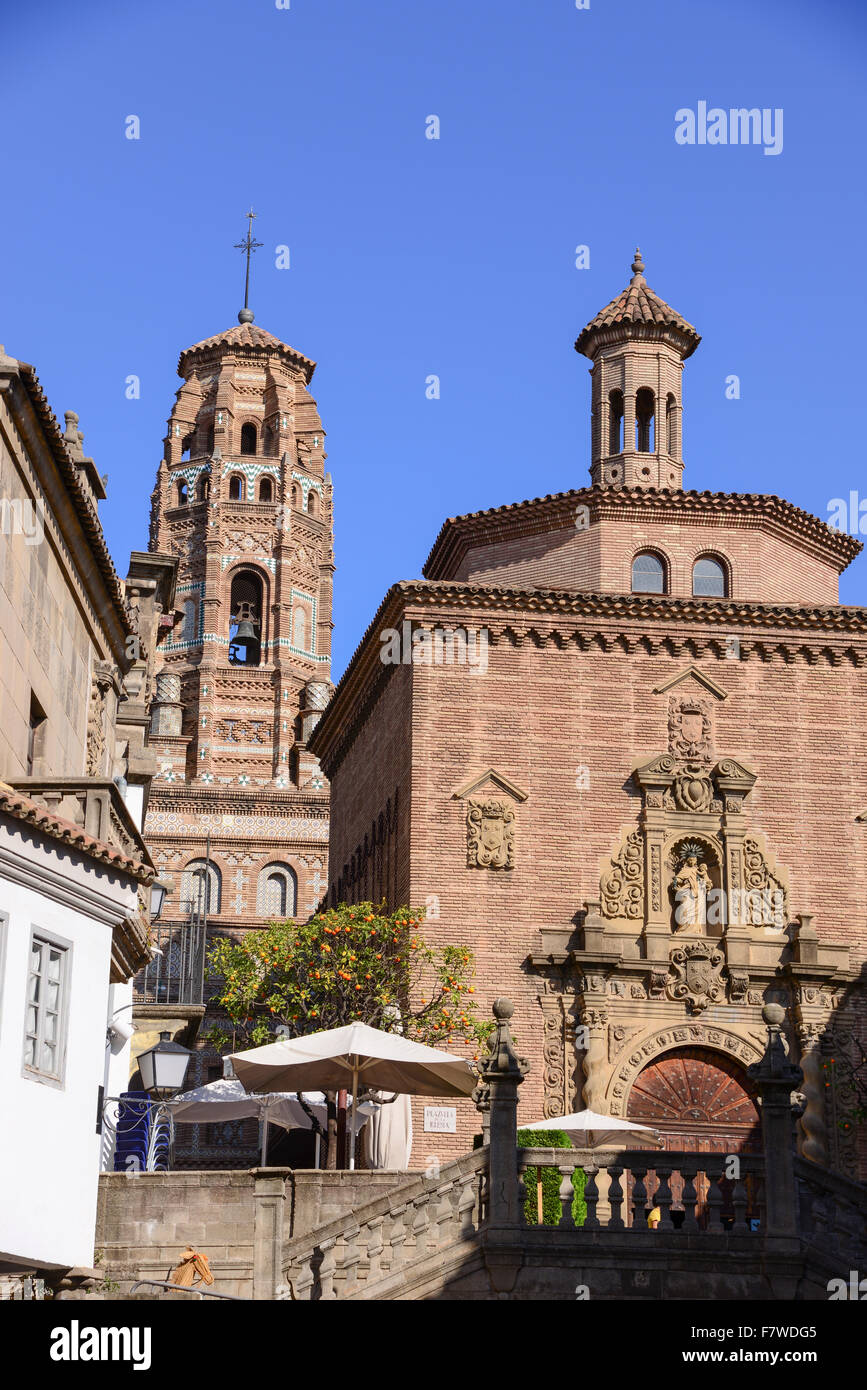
[228,569,264,667]
[635,387,655,453]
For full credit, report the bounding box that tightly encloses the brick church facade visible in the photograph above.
[310,252,867,1176]
[140,308,334,1161]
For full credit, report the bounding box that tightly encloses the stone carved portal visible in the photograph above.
[628,1047,761,1152]
[626,1047,763,1223]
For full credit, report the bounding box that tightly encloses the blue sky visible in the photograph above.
[3,0,866,678]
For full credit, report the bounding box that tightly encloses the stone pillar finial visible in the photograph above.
[748,1004,803,1237]
[474,999,528,1231]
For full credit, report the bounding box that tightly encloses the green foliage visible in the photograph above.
[517,1129,587,1226]
[206,901,490,1053]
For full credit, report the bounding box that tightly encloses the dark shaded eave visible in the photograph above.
[8,362,133,642]
[422,485,863,581]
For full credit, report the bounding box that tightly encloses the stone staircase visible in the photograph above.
[281,1149,489,1300]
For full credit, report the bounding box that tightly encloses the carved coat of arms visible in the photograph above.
[666,941,725,1013]
[466,798,514,869]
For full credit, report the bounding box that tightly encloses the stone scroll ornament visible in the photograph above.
[600,829,644,919]
[86,663,115,776]
[466,798,515,869]
[742,836,787,924]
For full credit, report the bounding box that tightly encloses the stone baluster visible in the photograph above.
[411,1199,431,1261]
[435,1183,457,1246]
[557,1162,576,1229]
[388,1205,408,1272]
[318,1238,337,1300]
[607,1163,625,1230]
[365,1217,384,1284]
[342,1235,361,1295]
[631,1167,649,1231]
[292,1259,315,1301]
[680,1161,699,1232]
[732,1168,749,1231]
[654,1161,674,1229]
[458,1175,478,1239]
[748,1004,803,1238]
[705,1158,724,1231]
[583,1163,600,1230]
[327,1234,348,1295]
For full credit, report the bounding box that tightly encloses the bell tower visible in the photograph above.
[147,307,333,792]
[139,240,335,1143]
[575,249,701,490]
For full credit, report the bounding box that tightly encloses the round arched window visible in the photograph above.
[631,552,666,594]
[693,556,727,598]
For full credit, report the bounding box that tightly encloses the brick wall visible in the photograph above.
[454,516,842,606]
[317,591,867,1171]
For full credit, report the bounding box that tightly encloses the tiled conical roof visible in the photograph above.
[575,249,701,359]
[178,315,316,381]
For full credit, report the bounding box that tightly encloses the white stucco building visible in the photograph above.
[0,788,152,1276]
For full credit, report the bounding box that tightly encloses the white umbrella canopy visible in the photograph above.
[523,1109,663,1149]
[230,1022,476,1170]
[229,1022,477,1099]
[169,1079,329,1131]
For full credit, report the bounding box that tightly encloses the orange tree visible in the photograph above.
[206,901,489,1054]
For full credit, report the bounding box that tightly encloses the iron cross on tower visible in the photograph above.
[234,208,263,320]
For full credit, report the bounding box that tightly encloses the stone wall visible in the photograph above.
[96,1168,412,1300]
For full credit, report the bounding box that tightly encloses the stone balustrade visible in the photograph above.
[282,1149,488,1300]
[518,1147,767,1232]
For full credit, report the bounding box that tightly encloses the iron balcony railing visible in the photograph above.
[134,902,206,1005]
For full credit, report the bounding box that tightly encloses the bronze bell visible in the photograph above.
[230,617,260,664]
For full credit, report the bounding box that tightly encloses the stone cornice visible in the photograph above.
[147,786,329,817]
[422,485,862,581]
[310,580,867,776]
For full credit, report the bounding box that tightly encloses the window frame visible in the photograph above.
[22,927,72,1088]
[631,549,668,595]
[692,554,729,599]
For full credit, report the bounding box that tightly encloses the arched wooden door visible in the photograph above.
[626,1047,762,1226]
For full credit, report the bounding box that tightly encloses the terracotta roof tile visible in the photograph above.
[178,321,316,381]
[575,251,700,358]
[0,785,155,885]
[422,484,861,580]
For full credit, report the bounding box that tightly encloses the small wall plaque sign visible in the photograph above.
[423,1106,456,1133]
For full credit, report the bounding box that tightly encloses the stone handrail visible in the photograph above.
[282,1148,489,1300]
[518,1147,767,1232]
[794,1156,867,1263]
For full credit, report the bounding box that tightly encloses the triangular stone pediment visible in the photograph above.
[653,666,729,701]
[452,768,529,802]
